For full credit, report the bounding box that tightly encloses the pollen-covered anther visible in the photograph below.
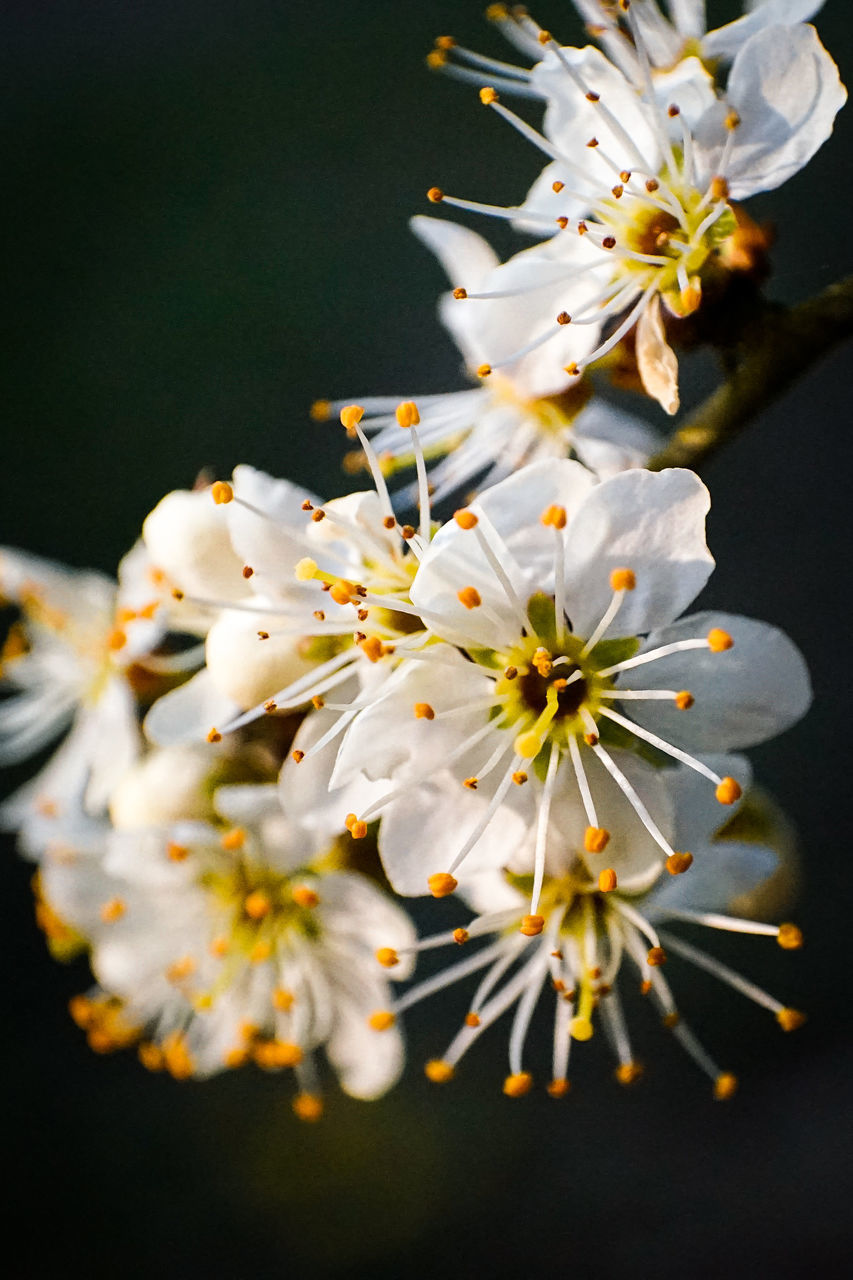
[400,524,416,540]
[414,702,435,720]
[340,404,364,434]
[645,177,660,193]
[427,186,444,203]
[376,947,399,968]
[100,897,126,923]
[532,647,553,677]
[584,826,610,854]
[166,955,196,983]
[106,626,127,651]
[556,311,571,326]
[395,400,420,429]
[520,914,545,937]
[512,771,528,786]
[452,928,469,945]
[211,480,233,505]
[311,695,325,710]
[556,216,569,230]
[547,1077,571,1098]
[309,399,331,422]
[207,728,222,743]
[244,891,271,920]
[292,885,319,909]
[465,1012,481,1027]
[647,946,667,967]
[221,827,246,852]
[358,636,387,663]
[253,1039,303,1070]
[598,868,618,893]
[167,842,189,862]
[565,362,580,377]
[257,631,269,640]
[675,690,695,710]
[425,1059,455,1084]
[264,700,277,714]
[463,776,478,790]
[272,988,295,1012]
[776,1008,807,1032]
[295,557,317,581]
[477,364,492,378]
[503,1071,533,1097]
[368,1010,396,1032]
[552,180,565,193]
[611,185,624,199]
[610,567,636,592]
[311,509,326,523]
[428,872,458,899]
[426,49,447,69]
[602,235,616,250]
[457,586,482,610]
[504,665,518,680]
[453,286,468,300]
[570,1016,594,1042]
[293,1093,324,1123]
[666,851,693,875]
[454,509,478,529]
[708,627,734,652]
[587,136,599,149]
[715,776,742,805]
[725,109,741,131]
[479,86,499,105]
[540,503,567,529]
[584,730,599,746]
[777,923,803,950]
[348,817,368,839]
[615,1062,644,1086]
[291,749,305,763]
[714,1072,738,1101]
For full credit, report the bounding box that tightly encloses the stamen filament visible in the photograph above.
[599,706,723,783]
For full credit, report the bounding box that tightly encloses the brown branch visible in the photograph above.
[648,273,853,471]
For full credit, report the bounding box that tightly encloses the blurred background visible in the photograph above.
[3,2,852,1275]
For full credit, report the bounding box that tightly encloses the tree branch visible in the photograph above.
[648,273,853,471]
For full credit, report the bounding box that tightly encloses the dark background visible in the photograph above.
[3,3,852,1276]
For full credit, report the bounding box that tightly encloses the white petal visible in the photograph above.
[701,2,826,61]
[635,295,680,416]
[694,24,846,199]
[667,754,753,851]
[562,468,713,639]
[668,1,707,41]
[109,744,218,828]
[645,840,779,917]
[325,983,405,1099]
[143,669,242,747]
[142,488,248,610]
[228,465,319,591]
[318,872,417,974]
[628,611,812,750]
[205,606,318,710]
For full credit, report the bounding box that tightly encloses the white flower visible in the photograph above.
[322,218,659,501]
[375,761,805,1098]
[331,460,811,910]
[0,545,167,846]
[427,15,845,410]
[42,781,416,1115]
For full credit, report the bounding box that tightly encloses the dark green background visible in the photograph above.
[3,3,852,1276]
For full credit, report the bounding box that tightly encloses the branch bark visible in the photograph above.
[648,273,853,471]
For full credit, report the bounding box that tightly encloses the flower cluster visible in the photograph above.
[2,1,842,1114]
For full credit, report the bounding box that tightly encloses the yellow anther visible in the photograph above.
[552,180,565,193]
[477,363,492,378]
[244,891,271,920]
[166,955,196,983]
[272,987,295,1012]
[425,1059,455,1084]
[598,868,618,893]
[426,49,447,69]
[221,827,246,852]
[414,702,435,720]
[457,586,482,609]
[100,897,126,924]
[257,630,269,640]
[427,186,444,203]
[309,399,332,421]
[584,826,610,854]
[436,35,456,50]
[368,1010,396,1032]
[295,557,318,581]
[264,700,278,714]
[167,842,189,862]
[556,310,571,326]
[242,565,254,580]
[454,509,479,529]
[329,579,357,605]
[223,1047,250,1069]
[583,731,599,746]
[400,524,416,540]
[395,400,420,428]
[348,819,368,839]
[479,86,499,105]
[710,175,730,201]
[662,1011,680,1028]
[610,567,636,592]
[463,776,478,791]
[515,729,543,759]
[358,636,386,664]
[68,994,95,1029]
[162,1033,195,1080]
[707,627,734,652]
[209,935,230,958]
[665,851,693,876]
[376,947,399,968]
[486,3,509,19]
[504,665,518,680]
[713,1072,739,1100]
[547,1077,571,1098]
[340,404,364,433]
[253,1039,303,1070]
[537,28,551,44]
[465,1012,481,1027]
[453,286,468,299]
[292,885,319,909]
[540,504,567,529]
[292,1092,324,1122]
[249,940,271,963]
[777,923,803,950]
[520,914,545,937]
[106,626,127,652]
[615,1062,644,1086]
[675,690,694,710]
[532,647,552,676]
[725,109,741,130]
[206,728,222,743]
[565,362,580,377]
[503,1071,533,1097]
[453,928,469,945]
[211,480,233,505]
[640,979,653,996]
[776,1008,806,1032]
[647,946,667,967]
[291,749,305,763]
[138,1042,165,1072]
[715,776,742,805]
[570,1016,594,1042]
[512,771,528,786]
[428,872,458,899]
